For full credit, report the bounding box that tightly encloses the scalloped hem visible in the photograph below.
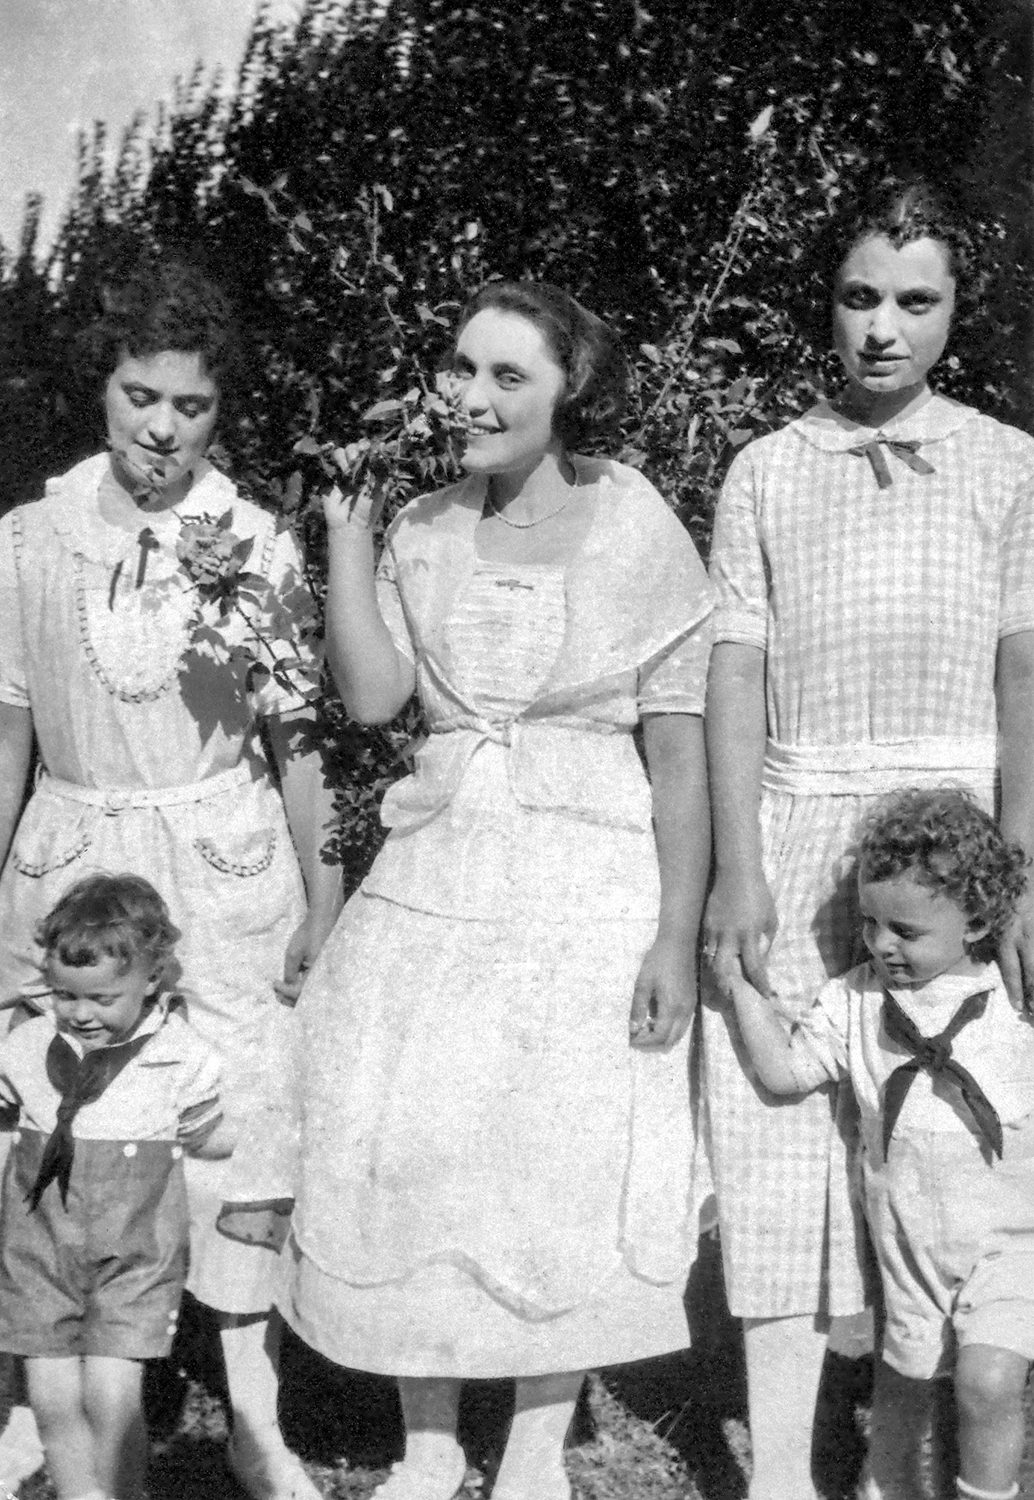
[276,1236,690,1378]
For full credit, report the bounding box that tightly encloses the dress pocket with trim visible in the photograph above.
[194,826,278,878]
[11,810,93,879]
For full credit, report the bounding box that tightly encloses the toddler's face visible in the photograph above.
[858,868,987,990]
[48,952,158,1052]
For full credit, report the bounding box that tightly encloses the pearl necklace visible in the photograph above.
[487,495,569,529]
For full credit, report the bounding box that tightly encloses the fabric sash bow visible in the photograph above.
[28,1030,152,1210]
[848,437,935,490]
[880,988,1002,1159]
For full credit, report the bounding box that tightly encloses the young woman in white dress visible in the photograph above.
[274,282,714,1500]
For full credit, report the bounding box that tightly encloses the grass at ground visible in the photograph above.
[16,1237,1034,1498]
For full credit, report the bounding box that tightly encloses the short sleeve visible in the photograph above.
[786,976,851,1089]
[708,448,769,649]
[637,613,714,715]
[174,1031,224,1143]
[249,525,322,719]
[375,541,416,664]
[0,512,29,708]
[999,433,1034,639]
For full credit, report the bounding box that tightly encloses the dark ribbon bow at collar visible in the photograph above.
[28,1030,152,1210]
[848,437,936,490]
[880,987,1002,1159]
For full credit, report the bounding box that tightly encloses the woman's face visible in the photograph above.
[105,348,219,497]
[832,233,956,405]
[452,309,567,478]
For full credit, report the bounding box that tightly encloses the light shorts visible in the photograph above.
[0,1130,189,1360]
[862,1114,1034,1379]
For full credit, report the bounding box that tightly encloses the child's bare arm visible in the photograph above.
[728,977,808,1094]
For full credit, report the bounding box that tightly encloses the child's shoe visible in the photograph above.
[955,1483,1019,1500]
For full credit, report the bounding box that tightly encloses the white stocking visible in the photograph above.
[220,1313,321,1500]
[492,1371,582,1500]
[372,1379,465,1499]
[743,1314,828,1500]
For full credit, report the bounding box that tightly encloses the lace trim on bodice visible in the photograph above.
[47,472,279,704]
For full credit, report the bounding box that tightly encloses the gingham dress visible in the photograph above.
[702,394,1034,1318]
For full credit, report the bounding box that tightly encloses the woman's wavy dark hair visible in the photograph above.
[792,173,982,349]
[75,256,245,413]
[457,280,627,449]
[857,787,1028,963]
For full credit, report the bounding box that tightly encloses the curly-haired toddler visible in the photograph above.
[0,874,231,1500]
[726,788,1034,1500]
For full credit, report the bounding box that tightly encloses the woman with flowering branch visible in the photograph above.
[0,257,337,1500]
[227,282,714,1500]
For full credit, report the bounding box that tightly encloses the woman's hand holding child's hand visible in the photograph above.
[702,867,777,1000]
[629,935,697,1049]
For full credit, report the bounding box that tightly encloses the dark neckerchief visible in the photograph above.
[880,986,1002,1159]
[27,1028,154,1210]
[848,436,936,490]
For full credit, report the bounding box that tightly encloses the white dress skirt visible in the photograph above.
[272,561,701,1376]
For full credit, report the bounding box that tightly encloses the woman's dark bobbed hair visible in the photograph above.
[792,172,980,348]
[76,255,244,409]
[457,280,627,449]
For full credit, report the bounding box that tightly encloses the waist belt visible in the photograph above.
[37,762,254,814]
[761,737,997,798]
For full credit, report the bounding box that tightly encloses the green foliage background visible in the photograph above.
[1,0,1030,886]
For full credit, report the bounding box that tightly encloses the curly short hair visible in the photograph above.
[76,256,244,407]
[457,280,627,449]
[793,173,980,349]
[857,788,1027,962]
[37,874,181,977]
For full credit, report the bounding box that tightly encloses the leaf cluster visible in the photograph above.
[0,0,1029,877]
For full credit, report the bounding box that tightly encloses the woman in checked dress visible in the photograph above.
[701,175,1034,1499]
[255,281,714,1500]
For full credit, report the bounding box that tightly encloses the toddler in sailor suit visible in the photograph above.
[725,788,1034,1500]
[0,874,231,1500]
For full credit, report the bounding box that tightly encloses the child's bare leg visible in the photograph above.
[954,1343,1028,1495]
[743,1313,828,1500]
[81,1356,147,1500]
[859,1360,933,1499]
[24,1356,98,1499]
